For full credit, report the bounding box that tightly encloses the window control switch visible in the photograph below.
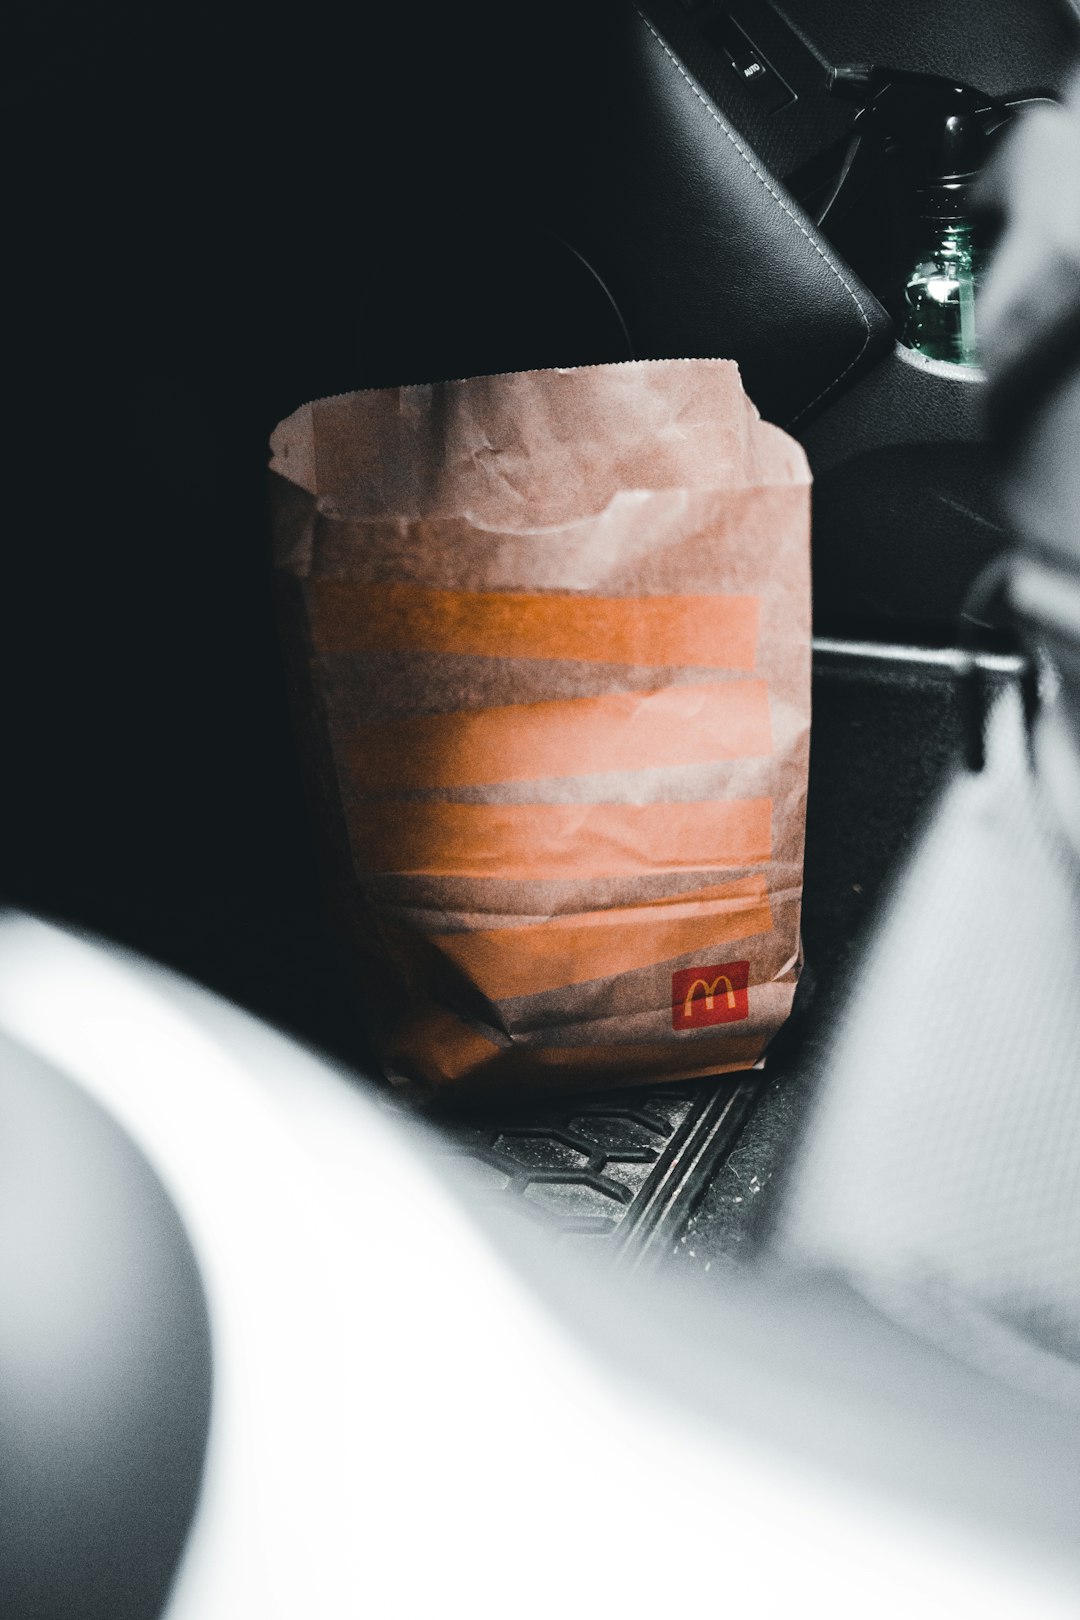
[700,12,796,112]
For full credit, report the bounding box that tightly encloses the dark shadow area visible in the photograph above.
[2,2,612,1062]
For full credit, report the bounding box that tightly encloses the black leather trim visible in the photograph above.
[636,10,879,421]
[565,4,893,428]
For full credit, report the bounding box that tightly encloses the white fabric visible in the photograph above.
[780,689,1080,1406]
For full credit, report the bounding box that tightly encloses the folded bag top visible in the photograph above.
[270,359,811,1100]
[269,359,809,528]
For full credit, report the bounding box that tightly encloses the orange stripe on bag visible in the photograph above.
[349,680,772,790]
[350,798,772,878]
[429,874,772,1000]
[504,1032,768,1077]
[308,580,759,668]
[386,1007,767,1089]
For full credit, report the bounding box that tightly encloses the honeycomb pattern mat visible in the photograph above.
[434,1075,760,1267]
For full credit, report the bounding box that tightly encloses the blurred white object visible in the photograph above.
[777,687,1080,1405]
[775,71,1080,1414]
[1,915,1079,1618]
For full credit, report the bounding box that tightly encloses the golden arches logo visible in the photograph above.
[682,975,737,1020]
[671,960,749,1029]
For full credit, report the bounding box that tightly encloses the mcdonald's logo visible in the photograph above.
[671,960,750,1029]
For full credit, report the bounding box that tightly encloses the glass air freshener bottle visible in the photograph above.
[901,112,985,367]
[902,216,980,365]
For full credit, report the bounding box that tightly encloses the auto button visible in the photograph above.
[701,12,795,112]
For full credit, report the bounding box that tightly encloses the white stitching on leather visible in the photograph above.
[635,8,874,424]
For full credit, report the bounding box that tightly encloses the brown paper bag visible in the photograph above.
[269,360,810,1099]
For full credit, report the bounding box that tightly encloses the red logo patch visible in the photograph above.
[672,961,750,1029]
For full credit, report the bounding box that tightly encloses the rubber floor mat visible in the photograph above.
[433,1075,759,1266]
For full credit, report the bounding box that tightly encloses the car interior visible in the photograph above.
[6,0,1080,1613]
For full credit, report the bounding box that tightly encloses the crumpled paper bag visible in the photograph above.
[269,359,811,1099]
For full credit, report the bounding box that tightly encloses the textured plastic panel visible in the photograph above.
[648,0,1078,192]
[780,0,1079,99]
[645,0,856,182]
